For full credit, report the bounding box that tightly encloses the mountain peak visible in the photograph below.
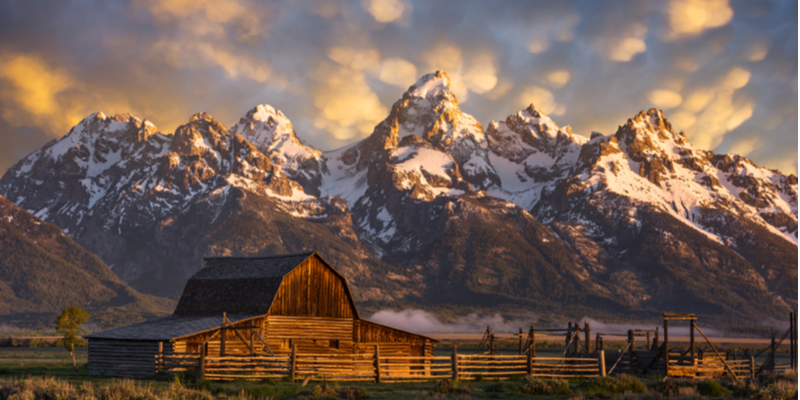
[407,70,451,99]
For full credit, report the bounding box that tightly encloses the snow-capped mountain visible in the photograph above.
[0,71,795,325]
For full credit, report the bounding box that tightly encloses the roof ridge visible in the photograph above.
[203,251,314,260]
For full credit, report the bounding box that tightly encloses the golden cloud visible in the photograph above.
[727,136,760,157]
[423,44,467,100]
[379,58,418,87]
[547,70,572,88]
[311,65,388,140]
[746,42,769,62]
[155,41,272,83]
[484,80,513,100]
[668,111,696,130]
[138,0,266,41]
[648,89,683,109]
[526,39,548,54]
[518,86,565,116]
[463,55,498,94]
[327,46,381,73]
[682,89,716,113]
[0,53,139,137]
[362,0,409,24]
[664,0,733,40]
[721,67,751,90]
[608,23,648,62]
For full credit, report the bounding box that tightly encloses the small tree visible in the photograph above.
[56,307,90,368]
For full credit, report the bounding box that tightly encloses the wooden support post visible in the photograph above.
[157,342,163,373]
[573,323,580,355]
[664,318,669,376]
[750,356,755,380]
[646,332,651,351]
[374,345,381,383]
[489,333,495,356]
[690,320,696,366]
[200,343,206,380]
[531,326,536,357]
[519,328,523,355]
[654,327,659,350]
[585,321,591,353]
[290,344,297,383]
[250,328,254,357]
[628,330,635,374]
[566,323,572,356]
[770,327,776,373]
[220,314,226,357]
[527,344,533,376]
[791,311,797,370]
[600,350,606,377]
[452,346,459,381]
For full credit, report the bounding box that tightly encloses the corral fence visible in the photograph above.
[156,345,605,382]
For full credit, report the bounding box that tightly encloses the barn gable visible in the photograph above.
[173,252,358,318]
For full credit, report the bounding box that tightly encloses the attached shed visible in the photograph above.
[87,252,436,377]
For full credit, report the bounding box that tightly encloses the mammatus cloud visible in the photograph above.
[663,0,734,40]
[362,0,411,24]
[676,67,754,150]
[379,58,418,87]
[547,70,572,88]
[518,86,566,116]
[608,23,648,62]
[311,65,388,140]
[648,89,683,109]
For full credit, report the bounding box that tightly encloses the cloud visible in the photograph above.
[727,136,761,157]
[547,70,572,88]
[0,53,125,137]
[362,0,410,24]
[463,55,498,94]
[721,67,751,90]
[746,42,769,62]
[327,46,382,73]
[518,86,565,116]
[369,309,535,334]
[668,111,697,130]
[379,58,418,87]
[608,23,648,62]
[682,89,717,113]
[137,0,267,41]
[526,39,548,54]
[648,89,683,109]
[311,65,388,140]
[664,0,734,40]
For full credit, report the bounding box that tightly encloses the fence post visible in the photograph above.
[628,330,635,374]
[374,345,381,383]
[770,328,776,373]
[600,350,606,377]
[664,318,669,376]
[527,345,533,376]
[157,341,163,373]
[519,328,523,355]
[750,356,755,380]
[585,321,591,353]
[690,320,696,366]
[200,343,206,380]
[452,346,458,381]
[531,325,536,357]
[290,344,297,383]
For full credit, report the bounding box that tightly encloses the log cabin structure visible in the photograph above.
[87,252,436,377]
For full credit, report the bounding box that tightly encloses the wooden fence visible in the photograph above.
[157,345,605,382]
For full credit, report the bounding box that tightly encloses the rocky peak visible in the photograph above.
[406,70,454,103]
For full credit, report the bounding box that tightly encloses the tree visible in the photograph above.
[56,307,90,369]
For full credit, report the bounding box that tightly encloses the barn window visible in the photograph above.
[330,340,339,349]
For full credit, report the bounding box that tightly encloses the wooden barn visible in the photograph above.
[87,252,436,377]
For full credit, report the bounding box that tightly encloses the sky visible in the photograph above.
[0,0,797,175]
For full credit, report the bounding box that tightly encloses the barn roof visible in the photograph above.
[85,314,258,341]
[172,252,359,318]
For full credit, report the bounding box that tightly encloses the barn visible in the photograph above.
[87,252,436,377]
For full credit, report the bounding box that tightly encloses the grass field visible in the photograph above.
[0,347,797,399]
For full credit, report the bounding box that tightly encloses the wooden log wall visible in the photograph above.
[355,320,431,344]
[268,257,356,318]
[88,339,173,377]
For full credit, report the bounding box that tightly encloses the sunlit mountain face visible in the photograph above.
[0,0,795,327]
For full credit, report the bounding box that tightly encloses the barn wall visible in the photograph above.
[355,320,431,344]
[88,339,173,377]
[268,256,355,318]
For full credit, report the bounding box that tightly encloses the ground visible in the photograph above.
[0,347,796,399]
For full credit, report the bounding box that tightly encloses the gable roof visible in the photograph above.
[172,252,358,318]
[86,314,258,341]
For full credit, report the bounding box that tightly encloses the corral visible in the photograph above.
[86,252,435,377]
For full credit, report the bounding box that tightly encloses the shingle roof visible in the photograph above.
[86,314,258,341]
[172,252,314,316]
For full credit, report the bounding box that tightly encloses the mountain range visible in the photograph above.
[0,71,795,328]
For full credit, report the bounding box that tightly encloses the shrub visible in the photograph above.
[576,375,646,397]
[521,377,572,395]
[431,379,470,395]
[696,379,731,397]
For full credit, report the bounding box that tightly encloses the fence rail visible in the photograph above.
[157,346,605,382]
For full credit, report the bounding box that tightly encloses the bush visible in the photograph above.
[521,377,572,395]
[431,379,470,395]
[696,379,731,397]
[576,375,646,397]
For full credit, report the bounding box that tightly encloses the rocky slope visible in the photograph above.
[0,71,795,326]
[0,194,173,329]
